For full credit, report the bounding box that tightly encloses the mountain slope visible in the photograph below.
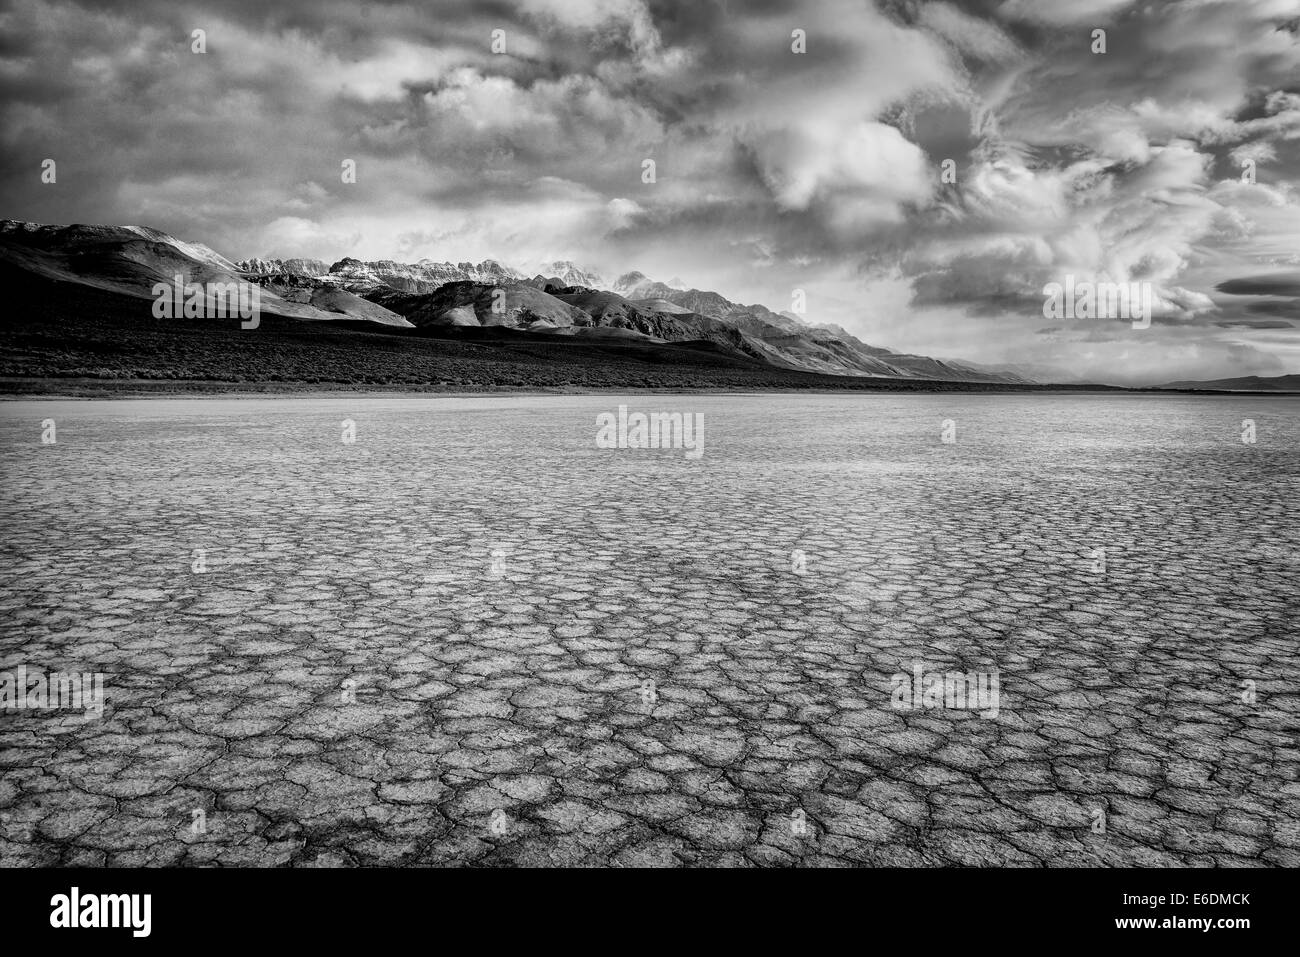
[324,258,524,294]
[1,221,410,327]
[236,252,1031,382]
[2,221,242,292]
[1159,374,1300,392]
[1,220,1034,384]
[371,281,591,330]
[540,261,603,289]
[236,257,330,277]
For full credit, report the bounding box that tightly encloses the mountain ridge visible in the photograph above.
[234,252,1028,381]
[2,221,410,327]
[1158,373,1300,392]
[2,220,1031,384]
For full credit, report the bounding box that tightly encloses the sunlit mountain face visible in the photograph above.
[1,0,1297,385]
[0,219,1033,383]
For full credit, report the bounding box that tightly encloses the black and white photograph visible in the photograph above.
[0,0,1295,938]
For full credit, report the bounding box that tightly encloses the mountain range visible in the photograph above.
[232,246,1033,384]
[0,219,1036,386]
[1158,374,1300,393]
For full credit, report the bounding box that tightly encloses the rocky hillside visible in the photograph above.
[1,220,1033,384]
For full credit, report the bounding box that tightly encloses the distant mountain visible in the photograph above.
[551,288,771,357]
[234,253,1031,382]
[372,281,589,330]
[940,359,1038,385]
[367,278,1028,382]
[236,257,330,277]
[611,271,656,297]
[324,258,524,294]
[1159,374,1300,392]
[634,298,692,314]
[0,221,410,327]
[539,260,604,290]
[612,272,807,334]
[3,220,242,288]
[594,280,1027,381]
[237,253,530,295]
[0,220,1035,385]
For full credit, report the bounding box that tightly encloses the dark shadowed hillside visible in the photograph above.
[0,263,1107,395]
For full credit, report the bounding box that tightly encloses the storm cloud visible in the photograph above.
[2,0,1298,384]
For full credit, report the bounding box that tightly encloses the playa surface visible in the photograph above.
[1,393,1297,866]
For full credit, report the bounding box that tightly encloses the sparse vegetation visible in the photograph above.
[0,270,1114,395]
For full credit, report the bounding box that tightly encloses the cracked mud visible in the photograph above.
[1,394,1297,867]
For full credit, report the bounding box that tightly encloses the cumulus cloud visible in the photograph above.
[997,0,1136,26]
[1,0,1298,383]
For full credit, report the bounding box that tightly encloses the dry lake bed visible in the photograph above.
[1,393,1297,866]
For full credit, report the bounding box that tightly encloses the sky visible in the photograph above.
[2,0,1299,384]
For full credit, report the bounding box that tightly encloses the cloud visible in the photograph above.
[1,0,1298,383]
[255,217,362,260]
[997,0,1135,26]
[750,121,933,232]
[1217,271,1300,296]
